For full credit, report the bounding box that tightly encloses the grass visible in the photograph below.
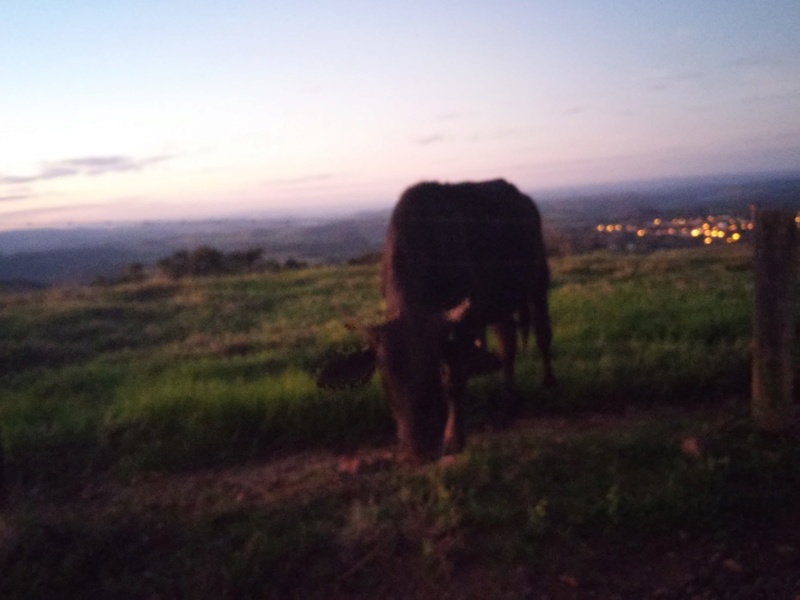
[4,414,797,597]
[0,265,388,474]
[2,245,799,597]
[388,418,799,573]
[0,248,760,476]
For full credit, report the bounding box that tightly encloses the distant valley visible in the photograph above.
[0,213,390,287]
[1,172,798,287]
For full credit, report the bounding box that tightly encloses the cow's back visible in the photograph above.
[382,179,547,322]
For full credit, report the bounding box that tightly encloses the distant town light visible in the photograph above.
[593,213,753,246]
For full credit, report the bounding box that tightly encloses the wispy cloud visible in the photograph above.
[563,105,587,116]
[0,196,153,226]
[415,128,520,146]
[0,193,33,202]
[742,90,800,104]
[465,128,521,143]
[645,69,706,92]
[265,173,336,186]
[727,56,786,69]
[413,134,447,146]
[0,202,104,220]
[0,154,173,186]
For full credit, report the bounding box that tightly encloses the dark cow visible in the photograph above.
[318,179,555,462]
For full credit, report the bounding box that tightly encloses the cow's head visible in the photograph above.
[318,300,493,462]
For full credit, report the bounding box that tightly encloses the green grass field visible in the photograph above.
[2,246,798,597]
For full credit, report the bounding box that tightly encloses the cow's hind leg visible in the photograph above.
[531,293,557,388]
[493,318,521,422]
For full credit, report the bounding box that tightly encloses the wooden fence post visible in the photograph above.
[752,208,797,431]
[0,431,5,508]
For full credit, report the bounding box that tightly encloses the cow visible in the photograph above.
[317,179,555,462]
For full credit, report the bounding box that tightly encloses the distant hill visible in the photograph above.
[1,173,798,286]
[0,212,392,286]
[0,279,47,293]
[536,172,800,224]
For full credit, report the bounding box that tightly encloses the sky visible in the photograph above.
[1,1,799,229]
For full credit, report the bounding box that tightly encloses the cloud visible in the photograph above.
[0,195,152,226]
[742,90,800,104]
[727,56,785,69]
[0,154,172,186]
[0,202,103,221]
[0,193,33,202]
[265,173,336,186]
[413,134,447,146]
[465,129,522,144]
[414,129,520,146]
[563,105,586,116]
[3,172,46,186]
[645,69,706,92]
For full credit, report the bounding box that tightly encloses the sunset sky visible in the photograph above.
[2,1,799,229]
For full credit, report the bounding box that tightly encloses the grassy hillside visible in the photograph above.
[0,247,755,475]
[1,246,799,597]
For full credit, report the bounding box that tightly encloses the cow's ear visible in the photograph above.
[443,298,470,323]
[316,348,377,389]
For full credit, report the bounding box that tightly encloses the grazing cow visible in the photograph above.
[318,179,555,462]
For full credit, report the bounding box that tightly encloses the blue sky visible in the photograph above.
[1,1,799,228]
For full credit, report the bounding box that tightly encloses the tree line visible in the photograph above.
[95,246,309,285]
